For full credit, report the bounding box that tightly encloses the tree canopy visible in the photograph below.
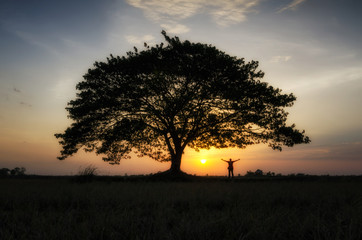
[55,31,310,174]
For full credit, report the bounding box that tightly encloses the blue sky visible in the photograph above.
[0,0,361,175]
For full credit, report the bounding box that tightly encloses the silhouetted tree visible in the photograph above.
[0,168,10,176]
[245,170,255,177]
[55,31,310,175]
[266,171,275,177]
[9,167,26,176]
[255,169,264,176]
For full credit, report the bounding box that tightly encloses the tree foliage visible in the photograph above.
[11,167,26,176]
[0,167,26,176]
[0,168,10,176]
[55,31,310,173]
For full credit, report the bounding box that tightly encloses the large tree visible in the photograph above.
[55,31,310,174]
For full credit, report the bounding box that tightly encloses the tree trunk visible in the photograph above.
[170,153,182,173]
[169,147,182,174]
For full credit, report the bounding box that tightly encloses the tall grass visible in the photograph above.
[1,178,361,240]
[73,165,98,183]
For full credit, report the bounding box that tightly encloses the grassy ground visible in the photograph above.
[1,177,362,240]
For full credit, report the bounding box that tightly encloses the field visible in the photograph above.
[1,176,362,240]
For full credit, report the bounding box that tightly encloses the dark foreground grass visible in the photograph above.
[1,177,362,240]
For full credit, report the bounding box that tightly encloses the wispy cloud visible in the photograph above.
[13,87,21,93]
[126,0,260,31]
[208,0,260,27]
[270,55,292,63]
[160,23,190,34]
[50,78,77,100]
[19,101,32,107]
[14,30,61,56]
[277,0,306,13]
[288,65,362,92]
[126,0,202,22]
[302,142,362,162]
[125,34,156,45]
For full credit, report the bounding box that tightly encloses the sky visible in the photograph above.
[0,0,361,176]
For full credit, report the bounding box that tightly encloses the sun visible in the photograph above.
[200,159,207,164]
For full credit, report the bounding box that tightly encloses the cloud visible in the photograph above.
[328,142,362,161]
[126,0,202,21]
[14,30,61,56]
[13,87,21,93]
[288,64,362,92]
[126,0,260,27]
[208,0,260,27]
[50,78,77,100]
[270,55,291,63]
[160,23,190,34]
[19,101,32,107]
[271,141,362,163]
[125,34,156,45]
[303,142,362,162]
[277,0,306,13]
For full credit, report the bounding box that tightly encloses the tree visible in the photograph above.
[0,168,10,176]
[255,169,264,176]
[55,31,310,175]
[9,167,26,176]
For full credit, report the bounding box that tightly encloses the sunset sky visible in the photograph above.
[1,0,361,176]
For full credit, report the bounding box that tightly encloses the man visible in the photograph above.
[221,158,240,178]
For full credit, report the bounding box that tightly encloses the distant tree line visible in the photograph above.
[245,169,278,177]
[245,169,312,177]
[0,167,26,176]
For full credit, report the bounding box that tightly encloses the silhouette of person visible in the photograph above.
[221,158,240,178]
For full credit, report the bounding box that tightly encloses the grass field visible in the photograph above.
[1,176,362,240]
